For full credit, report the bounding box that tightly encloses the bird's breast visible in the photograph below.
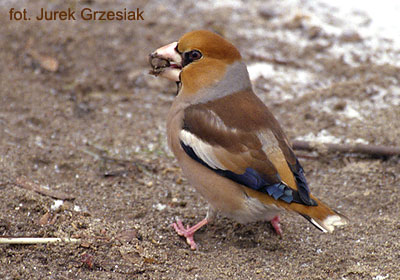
[166,97,188,160]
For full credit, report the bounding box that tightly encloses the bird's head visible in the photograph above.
[149,30,244,95]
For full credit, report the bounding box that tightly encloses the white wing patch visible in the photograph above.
[179,129,226,170]
[256,130,280,155]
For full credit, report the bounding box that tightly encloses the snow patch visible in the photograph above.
[153,203,167,211]
[296,130,342,144]
[248,62,316,100]
[341,104,362,120]
[51,200,64,211]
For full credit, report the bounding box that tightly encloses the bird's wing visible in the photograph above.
[180,90,316,206]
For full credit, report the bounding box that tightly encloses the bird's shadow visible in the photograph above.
[199,218,283,251]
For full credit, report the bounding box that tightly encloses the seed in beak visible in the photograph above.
[148,54,171,76]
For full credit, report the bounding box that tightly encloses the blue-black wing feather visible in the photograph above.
[180,140,315,205]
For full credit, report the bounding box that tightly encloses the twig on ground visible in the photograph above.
[15,177,75,200]
[0,237,80,245]
[292,140,400,157]
[246,52,301,68]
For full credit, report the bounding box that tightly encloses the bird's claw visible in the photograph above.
[271,216,283,236]
[171,220,198,250]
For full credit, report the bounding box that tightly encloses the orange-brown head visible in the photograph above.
[177,30,241,64]
[149,30,243,95]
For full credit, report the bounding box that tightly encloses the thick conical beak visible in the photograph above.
[149,42,182,82]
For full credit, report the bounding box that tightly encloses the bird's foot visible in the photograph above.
[171,218,208,250]
[270,215,283,236]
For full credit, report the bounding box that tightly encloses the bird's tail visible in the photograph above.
[243,188,348,232]
[287,195,348,232]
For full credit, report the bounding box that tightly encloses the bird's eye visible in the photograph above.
[188,50,202,61]
[182,50,202,67]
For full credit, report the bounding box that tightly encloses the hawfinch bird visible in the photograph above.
[149,30,347,250]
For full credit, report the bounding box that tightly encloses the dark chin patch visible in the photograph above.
[175,81,181,95]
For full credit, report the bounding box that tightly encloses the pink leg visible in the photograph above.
[270,215,282,236]
[171,218,208,250]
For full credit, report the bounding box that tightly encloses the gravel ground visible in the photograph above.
[1,0,399,279]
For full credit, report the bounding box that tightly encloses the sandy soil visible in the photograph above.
[1,1,399,279]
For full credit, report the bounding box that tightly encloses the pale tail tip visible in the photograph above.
[302,213,348,233]
[319,214,348,233]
